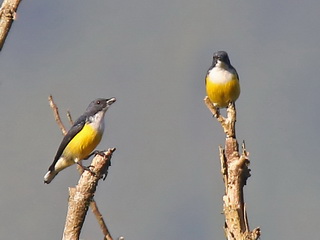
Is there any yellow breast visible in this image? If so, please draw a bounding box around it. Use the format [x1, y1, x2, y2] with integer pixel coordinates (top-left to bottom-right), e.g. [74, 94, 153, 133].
[206, 73, 240, 108]
[63, 123, 103, 161]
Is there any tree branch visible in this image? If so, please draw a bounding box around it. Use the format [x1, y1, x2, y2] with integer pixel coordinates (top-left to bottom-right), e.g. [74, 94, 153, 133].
[48, 95, 68, 135]
[90, 201, 113, 240]
[204, 97, 236, 138]
[0, 0, 21, 51]
[62, 148, 116, 240]
[204, 96, 261, 240]
[67, 110, 74, 125]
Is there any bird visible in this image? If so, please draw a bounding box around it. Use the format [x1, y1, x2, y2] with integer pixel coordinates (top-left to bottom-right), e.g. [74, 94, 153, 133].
[205, 51, 240, 108]
[44, 97, 116, 184]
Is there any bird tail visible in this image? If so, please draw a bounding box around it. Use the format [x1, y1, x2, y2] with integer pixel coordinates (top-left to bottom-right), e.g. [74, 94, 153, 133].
[44, 170, 58, 184]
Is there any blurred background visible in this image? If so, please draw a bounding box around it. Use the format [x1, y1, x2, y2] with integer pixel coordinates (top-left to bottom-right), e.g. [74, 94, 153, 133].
[0, 0, 319, 239]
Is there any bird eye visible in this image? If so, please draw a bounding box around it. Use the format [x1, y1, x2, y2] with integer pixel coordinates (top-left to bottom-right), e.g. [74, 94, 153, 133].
[97, 100, 101, 104]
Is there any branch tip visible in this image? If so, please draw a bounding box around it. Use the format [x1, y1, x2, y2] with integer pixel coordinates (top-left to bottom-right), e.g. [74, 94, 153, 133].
[67, 110, 74, 125]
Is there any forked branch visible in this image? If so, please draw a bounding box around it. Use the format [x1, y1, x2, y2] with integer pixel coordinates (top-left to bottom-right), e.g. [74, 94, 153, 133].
[204, 96, 261, 240]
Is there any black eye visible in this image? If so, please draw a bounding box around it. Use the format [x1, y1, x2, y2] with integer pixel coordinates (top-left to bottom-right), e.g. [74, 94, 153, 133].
[97, 100, 101, 104]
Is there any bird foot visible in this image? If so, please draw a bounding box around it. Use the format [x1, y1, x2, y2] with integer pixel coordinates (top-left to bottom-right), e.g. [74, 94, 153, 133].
[77, 162, 96, 176]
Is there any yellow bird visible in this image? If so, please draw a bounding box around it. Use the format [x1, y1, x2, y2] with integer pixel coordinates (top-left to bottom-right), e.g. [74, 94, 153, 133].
[44, 98, 116, 184]
[205, 51, 240, 108]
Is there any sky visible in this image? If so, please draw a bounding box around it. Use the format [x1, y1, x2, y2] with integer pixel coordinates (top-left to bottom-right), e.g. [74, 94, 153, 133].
[0, 0, 319, 239]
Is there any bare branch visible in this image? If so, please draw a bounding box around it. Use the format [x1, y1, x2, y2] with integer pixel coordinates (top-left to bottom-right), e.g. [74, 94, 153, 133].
[90, 202, 113, 240]
[67, 110, 74, 125]
[48, 95, 67, 135]
[62, 148, 116, 240]
[0, 0, 21, 51]
[204, 97, 236, 138]
[205, 96, 261, 240]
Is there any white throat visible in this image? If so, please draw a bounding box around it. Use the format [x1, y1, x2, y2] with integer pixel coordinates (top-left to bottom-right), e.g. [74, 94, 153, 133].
[88, 111, 106, 133]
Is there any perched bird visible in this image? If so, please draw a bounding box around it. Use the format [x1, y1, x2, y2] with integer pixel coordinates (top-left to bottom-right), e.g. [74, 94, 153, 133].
[205, 51, 240, 108]
[44, 98, 116, 184]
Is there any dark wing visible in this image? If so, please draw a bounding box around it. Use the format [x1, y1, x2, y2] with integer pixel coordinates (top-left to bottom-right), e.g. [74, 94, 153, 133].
[230, 65, 239, 81]
[205, 68, 209, 85]
[48, 115, 87, 171]
[205, 64, 214, 85]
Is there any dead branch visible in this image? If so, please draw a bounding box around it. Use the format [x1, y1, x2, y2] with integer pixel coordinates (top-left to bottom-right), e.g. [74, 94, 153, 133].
[67, 110, 74, 125]
[48, 95, 67, 135]
[90, 201, 113, 240]
[204, 97, 236, 138]
[0, 0, 21, 51]
[204, 96, 261, 240]
[62, 148, 116, 240]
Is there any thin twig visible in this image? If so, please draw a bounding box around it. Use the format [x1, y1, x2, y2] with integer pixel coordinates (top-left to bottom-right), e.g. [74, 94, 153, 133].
[48, 95, 67, 135]
[67, 110, 74, 125]
[204, 96, 226, 125]
[90, 202, 113, 240]
[204, 97, 235, 137]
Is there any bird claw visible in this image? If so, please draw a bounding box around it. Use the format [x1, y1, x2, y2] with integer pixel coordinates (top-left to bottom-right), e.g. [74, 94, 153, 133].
[77, 162, 96, 176]
[213, 108, 220, 118]
[83, 150, 106, 160]
[96, 151, 108, 158]
[82, 150, 111, 180]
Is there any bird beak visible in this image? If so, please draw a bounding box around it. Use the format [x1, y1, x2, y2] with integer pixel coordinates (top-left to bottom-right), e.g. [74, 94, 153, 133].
[107, 97, 116, 105]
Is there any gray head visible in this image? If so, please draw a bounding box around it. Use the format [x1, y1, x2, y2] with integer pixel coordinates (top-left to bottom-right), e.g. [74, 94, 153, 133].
[85, 97, 116, 115]
[212, 51, 231, 67]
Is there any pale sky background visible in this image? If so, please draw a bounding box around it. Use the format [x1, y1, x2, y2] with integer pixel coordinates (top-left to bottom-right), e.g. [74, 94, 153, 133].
[0, 0, 319, 239]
